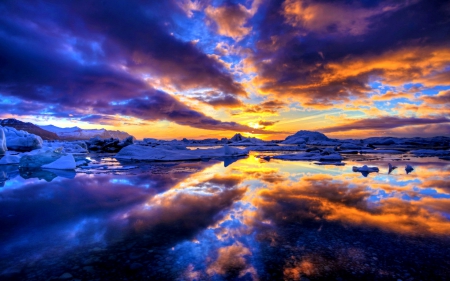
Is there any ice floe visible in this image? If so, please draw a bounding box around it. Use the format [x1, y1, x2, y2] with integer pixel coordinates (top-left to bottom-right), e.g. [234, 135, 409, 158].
[115, 144, 248, 161]
[41, 154, 76, 170]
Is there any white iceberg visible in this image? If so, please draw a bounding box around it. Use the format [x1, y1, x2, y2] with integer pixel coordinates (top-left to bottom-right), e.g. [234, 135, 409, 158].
[0, 127, 7, 155]
[19, 148, 64, 168]
[42, 154, 76, 170]
[115, 144, 248, 161]
[2, 126, 43, 151]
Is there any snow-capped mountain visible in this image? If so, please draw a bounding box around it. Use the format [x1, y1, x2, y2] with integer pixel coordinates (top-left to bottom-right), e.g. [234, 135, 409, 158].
[0, 119, 59, 140]
[40, 125, 133, 140]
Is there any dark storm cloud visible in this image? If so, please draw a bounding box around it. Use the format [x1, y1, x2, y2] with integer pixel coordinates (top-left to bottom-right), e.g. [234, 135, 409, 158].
[320, 116, 450, 133]
[251, 0, 450, 108]
[0, 0, 250, 131]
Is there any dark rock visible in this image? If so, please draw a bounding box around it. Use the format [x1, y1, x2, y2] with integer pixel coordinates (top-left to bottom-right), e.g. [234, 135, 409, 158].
[86, 136, 134, 153]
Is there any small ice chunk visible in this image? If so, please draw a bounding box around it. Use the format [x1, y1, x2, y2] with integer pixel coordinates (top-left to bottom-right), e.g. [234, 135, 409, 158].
[405, 164, 414, 174]
[42, 154, 76, 170]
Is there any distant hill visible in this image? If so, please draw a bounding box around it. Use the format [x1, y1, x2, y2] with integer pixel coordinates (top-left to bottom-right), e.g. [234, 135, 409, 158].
[40, 124, 133, 140]
[0, 118, 59, 140]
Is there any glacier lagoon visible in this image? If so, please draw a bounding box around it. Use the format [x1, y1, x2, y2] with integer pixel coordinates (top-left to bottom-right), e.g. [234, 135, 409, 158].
[1, 152, 449, 280]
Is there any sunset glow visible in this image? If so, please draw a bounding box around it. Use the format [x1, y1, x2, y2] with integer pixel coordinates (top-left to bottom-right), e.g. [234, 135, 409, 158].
[1, 0, 448, 139]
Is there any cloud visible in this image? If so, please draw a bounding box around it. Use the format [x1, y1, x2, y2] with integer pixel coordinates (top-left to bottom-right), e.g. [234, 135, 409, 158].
[100, 90, 273, 133]
[0, 0, 250, 129]
[320, 116, 450, 134]
[205, 0, 260, 41]
[241, 99, 288, 114]
[258, 120, 278, 127]
[250, 0, 450, 109]
[282, 0, 414, 36]
[193, 92, 244, 108]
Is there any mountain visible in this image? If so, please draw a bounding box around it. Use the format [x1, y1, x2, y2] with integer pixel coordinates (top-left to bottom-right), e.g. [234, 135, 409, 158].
[40, 124, 133, 140]
[0, 119, 59, 140]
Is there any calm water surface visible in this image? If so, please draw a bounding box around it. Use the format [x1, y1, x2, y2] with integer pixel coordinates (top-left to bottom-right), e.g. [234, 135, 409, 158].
[1, 153, 449, 280]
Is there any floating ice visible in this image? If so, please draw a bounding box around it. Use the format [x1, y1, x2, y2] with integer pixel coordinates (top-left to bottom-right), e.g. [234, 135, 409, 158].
[19, 148, 64, 168]
[2, 126, 43, 152]
[42, 154, 76, 170]
[115, 144, 248, 161]
[0, 127, 7, 155]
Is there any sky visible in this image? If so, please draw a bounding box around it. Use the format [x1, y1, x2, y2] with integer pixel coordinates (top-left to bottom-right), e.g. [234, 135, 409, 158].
[0, 0, 449, 140]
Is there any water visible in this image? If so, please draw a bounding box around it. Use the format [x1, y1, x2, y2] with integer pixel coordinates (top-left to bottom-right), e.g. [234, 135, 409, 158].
[1, 153, 449, 280]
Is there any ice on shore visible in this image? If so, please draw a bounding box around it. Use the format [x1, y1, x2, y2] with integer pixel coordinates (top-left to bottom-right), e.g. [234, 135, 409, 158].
[2, 126, 43, 152]
[115, 144, 248, 161]
[42, 154, 76, 170]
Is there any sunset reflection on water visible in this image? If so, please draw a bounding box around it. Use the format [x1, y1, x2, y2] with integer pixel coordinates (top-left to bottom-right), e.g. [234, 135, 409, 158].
[1, 154, 449, 280]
